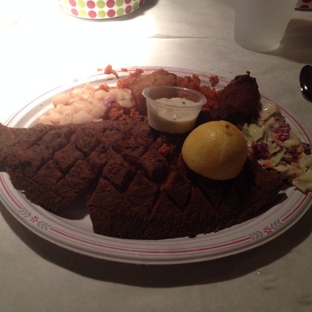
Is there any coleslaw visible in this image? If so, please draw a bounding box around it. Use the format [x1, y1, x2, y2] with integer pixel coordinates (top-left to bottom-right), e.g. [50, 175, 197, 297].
[242, 100, 312, 192]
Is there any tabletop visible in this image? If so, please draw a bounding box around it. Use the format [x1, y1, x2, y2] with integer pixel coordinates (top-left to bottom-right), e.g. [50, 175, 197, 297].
[1, 1, 312, 311]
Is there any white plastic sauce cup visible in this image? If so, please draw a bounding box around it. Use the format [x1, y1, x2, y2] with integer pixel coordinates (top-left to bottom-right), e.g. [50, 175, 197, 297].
[142, 86, 207, 134]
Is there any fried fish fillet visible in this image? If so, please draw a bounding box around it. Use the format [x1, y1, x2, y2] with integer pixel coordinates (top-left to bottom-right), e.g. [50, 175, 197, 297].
[0, 119, 153, 210]
[0, 118, 283, 239]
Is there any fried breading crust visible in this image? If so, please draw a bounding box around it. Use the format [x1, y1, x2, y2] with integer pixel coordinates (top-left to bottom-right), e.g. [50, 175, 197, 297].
[0, 118, 284, 239]
[197, 72, 261, 125]
[129, 69, 177, 115]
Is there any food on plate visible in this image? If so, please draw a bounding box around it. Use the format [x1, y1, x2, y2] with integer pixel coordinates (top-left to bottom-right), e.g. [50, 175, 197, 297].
[38, 68, 222, 126]
[0, 118, 283, 239]
[129, 69, 257, 123]
[293, 169, 312, 193]
[129, 69, 177, 115]
[146, 96, 201, 134]
[176, 74, 220, 109]
[0, 67, 311, 240]
[242, 100, 312, 192]
[142, 85, 207, 134]
[182, 121, 247, 180]
[197, 72, 261, 125]
[40, 83, 134, 125]
[103, 64, 120, 79]
[0, 119, 150, 211]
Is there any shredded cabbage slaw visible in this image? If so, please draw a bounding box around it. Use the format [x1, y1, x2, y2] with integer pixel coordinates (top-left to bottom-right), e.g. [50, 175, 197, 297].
[242, 100, 312, 193]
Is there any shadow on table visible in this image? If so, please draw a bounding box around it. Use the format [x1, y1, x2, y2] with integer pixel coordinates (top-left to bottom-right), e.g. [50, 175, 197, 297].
[2, 199, 312, 288]
[268, 18, 312, 64]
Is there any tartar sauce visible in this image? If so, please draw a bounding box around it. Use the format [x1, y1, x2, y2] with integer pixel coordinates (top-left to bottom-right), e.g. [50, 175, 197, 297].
[147, 97, 199, 134]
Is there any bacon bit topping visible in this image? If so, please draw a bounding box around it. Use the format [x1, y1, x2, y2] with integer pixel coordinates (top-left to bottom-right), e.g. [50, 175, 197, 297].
[117, 68, 144, 89]
[209, 75, 219, 87]
[129, 107, 141, 118]
[262, 161, 274, 168]
[158, 143, 170, 156]
[104, 64, 119, 79]
[108, 103, 141, 121]
[176, 74, 219, 110]
[98, 83, 111, 92]
[108, 103, 124, 120]
[128, 68, 144, 79]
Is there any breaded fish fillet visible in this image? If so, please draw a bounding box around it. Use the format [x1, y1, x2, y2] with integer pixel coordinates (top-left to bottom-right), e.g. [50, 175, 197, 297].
[0, 118, 284, 239]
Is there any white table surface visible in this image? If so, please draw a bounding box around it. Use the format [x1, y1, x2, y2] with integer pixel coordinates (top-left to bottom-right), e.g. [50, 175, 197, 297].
[1, 1, 312, 311]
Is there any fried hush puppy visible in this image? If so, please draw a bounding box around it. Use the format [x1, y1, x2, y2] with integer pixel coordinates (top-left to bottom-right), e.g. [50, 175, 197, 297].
[197, 72, 261, 125]
[129, 69, 177, 115]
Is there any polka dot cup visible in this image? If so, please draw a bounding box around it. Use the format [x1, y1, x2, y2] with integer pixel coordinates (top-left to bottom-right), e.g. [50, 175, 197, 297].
[57, 0, 145, 19]
[296, 0, 312, 9]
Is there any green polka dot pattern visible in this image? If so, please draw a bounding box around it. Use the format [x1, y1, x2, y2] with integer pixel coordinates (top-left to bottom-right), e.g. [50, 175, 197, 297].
[117, 8, 124, 16]
[97, 1, 105, 8]
[57, 0, 145, 19]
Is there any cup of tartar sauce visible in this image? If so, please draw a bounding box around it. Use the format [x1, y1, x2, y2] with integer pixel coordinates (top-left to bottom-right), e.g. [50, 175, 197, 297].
[142, 85, 207, 134]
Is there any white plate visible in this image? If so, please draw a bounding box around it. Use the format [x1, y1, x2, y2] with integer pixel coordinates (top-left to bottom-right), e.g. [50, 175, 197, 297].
[1, 67, 312, 265]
